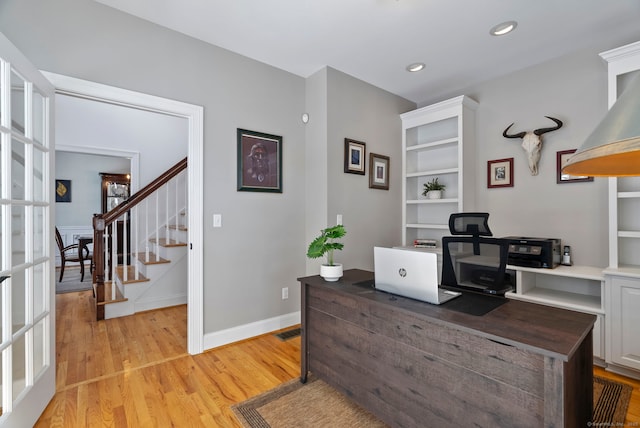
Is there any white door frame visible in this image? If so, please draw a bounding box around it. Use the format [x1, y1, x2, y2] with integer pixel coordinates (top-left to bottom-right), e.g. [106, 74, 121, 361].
[43, 72, 204, 354]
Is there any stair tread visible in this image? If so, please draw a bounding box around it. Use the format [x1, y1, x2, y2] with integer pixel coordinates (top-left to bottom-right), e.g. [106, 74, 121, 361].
[168, 224, 188, 231]
[116, 266, 150, 284]
[136, 252, 170, 265]
[96, 281, 128, 305]
[149, 238, 188, 247]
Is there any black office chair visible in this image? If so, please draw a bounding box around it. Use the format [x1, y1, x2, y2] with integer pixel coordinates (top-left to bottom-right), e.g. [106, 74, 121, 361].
[55, 227, 92, 282]
[441, 213, 512, 295]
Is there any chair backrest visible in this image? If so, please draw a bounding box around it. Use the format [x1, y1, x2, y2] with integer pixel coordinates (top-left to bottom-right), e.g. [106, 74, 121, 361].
[54, 227, 64, 252]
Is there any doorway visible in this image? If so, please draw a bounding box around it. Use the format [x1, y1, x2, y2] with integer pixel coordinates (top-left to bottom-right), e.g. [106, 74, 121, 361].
[45, 71, 204, 354]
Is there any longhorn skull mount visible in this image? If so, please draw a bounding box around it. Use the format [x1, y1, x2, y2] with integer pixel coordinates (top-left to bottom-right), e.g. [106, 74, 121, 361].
[503, 116, 563, 176]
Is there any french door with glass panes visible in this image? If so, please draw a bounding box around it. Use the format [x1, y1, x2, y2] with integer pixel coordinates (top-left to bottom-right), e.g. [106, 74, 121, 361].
[0, 33, 55, 426]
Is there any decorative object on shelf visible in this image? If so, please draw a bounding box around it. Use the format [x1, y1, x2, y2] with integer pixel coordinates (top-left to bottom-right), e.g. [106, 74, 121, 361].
[487, 158, 514, 188]
[561, 245, 573, 266]
[502, 116, 563, 175]
[557, 149, 594, 183]
[237, 128, 283, 193]
[307, 224, 346, 281]
[422, 177, 446, 199]
[55, 179, 71, 202]
[344, 138, 366, 175]
[369, 153, 390, 190]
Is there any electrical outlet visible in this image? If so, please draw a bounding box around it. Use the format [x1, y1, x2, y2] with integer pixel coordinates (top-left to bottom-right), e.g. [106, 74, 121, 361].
[337, 214, 343, 225]
[282, 287, 289, 300]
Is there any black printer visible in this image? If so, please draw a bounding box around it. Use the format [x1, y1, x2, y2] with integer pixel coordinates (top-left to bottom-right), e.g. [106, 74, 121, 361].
[504, 236, 561, 269]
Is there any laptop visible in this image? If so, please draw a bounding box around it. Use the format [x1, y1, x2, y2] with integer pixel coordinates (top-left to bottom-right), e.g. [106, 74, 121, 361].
[374, 246, 461, 305]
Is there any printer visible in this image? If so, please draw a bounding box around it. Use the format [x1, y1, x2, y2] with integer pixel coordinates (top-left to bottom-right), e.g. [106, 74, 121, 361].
[504, 236, 561, 269]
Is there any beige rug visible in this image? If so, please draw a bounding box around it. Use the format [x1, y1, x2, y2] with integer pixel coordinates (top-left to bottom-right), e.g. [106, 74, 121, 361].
[232, 375, 632, 428]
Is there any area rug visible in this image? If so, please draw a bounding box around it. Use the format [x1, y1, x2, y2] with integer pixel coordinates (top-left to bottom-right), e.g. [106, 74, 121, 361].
[232, 375, 632, 428]
[593, 376, 633, 425]
[55, 268, 93, 294]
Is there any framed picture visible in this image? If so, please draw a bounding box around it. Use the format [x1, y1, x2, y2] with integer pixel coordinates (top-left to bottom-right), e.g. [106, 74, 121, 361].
[369, 153, 390, 190]
[344, 138, 366, 175]
[55, 179, 72, 202]
[237, 128, 282, 193]
[557, 149, 594, 183]
[487, 158, 514, 188]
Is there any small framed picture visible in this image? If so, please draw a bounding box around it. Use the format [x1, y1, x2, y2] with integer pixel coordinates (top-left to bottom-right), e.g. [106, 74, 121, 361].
[344, 138, 366, 175]
[237, 128, 283, 193]
[55, 179, 72, 202]
[557, 149, 594, 184]
[369, 153, 390, 190]
[487, 158, 514, 188]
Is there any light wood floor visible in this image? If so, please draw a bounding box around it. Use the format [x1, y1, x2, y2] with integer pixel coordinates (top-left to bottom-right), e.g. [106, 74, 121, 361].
[39, 289, 640, 427]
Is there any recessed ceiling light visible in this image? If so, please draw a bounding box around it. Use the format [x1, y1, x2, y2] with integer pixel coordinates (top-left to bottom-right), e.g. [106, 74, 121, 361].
[406, 63, 425, 72]
[490, 21, 518, 36]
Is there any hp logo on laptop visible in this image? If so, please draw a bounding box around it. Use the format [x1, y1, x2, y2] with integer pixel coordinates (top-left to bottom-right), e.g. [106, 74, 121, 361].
[398, 268, 407, 278]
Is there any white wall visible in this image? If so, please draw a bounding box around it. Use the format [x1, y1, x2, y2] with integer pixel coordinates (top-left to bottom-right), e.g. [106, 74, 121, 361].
[56, 94, 187, 188]
[466, 49, 610, 267]
[325, 68, 415, 270]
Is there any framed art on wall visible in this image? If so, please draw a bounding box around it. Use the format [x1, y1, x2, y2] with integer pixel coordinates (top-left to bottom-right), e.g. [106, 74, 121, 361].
[557, 149, 594, 184]
[487, 158, 514, 188]
[55, 179, 72, 202]
[369, 153, 390, 190]
[237, 128, 283, 193]
[344, 138, 366, 175]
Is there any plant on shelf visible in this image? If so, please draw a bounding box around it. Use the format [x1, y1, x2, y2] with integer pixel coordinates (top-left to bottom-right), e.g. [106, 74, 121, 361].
[307, 224, 346, 281]
[422, 177, 446, 199]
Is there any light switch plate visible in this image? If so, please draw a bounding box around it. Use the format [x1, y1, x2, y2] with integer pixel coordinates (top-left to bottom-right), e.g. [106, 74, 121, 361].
[213, 214, 222, 228]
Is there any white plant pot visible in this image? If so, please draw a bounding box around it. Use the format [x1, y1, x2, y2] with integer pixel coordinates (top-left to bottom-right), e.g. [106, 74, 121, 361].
[427, 190, 442, 199]
[320, 264, 343, 282]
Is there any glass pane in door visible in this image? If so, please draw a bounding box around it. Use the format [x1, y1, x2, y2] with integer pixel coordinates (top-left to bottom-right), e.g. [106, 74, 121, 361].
[33, 147, 45, 202]
[34, 318, 46, 380]
[10, 69, 25, 135]
[33, 262, 44, 317]
[34, 206, 45, 260]
[11, 137, 25, 201]
[11, 205, 25, 266]
[12, 268, 26, 334]
[12, 333, 26, 401]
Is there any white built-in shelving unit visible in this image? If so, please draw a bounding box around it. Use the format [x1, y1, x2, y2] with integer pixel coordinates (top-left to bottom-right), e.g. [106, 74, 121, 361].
[505, 264, 605, 360]
[400, 95, 478, 248]
[600, 40, 640, 377]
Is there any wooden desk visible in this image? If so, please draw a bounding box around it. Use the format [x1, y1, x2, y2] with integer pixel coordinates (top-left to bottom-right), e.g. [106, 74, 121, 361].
[299, 269, 595, 428]
[77, 236, 92, 282]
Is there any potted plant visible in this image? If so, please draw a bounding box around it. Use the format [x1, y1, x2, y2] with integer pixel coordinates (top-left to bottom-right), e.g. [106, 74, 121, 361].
[422, 177, 446, 199]
[307, 224, 346, 281]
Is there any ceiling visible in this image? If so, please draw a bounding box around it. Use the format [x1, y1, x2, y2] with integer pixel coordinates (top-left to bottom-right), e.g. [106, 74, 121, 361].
[95, 0, 640, 104]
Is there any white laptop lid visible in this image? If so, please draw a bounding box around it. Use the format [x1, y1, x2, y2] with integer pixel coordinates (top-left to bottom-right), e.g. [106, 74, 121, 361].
[374, 247, 441, 304]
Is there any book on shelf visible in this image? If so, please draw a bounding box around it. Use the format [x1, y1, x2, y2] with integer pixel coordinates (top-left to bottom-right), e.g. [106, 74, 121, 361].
[414, 239, 437, 248]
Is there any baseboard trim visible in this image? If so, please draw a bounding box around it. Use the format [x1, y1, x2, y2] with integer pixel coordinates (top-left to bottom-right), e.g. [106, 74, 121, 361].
[204, 311, 301, 350]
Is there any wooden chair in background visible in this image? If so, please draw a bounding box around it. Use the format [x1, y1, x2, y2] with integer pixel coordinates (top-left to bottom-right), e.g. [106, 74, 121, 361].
[55, 227, 92, 282]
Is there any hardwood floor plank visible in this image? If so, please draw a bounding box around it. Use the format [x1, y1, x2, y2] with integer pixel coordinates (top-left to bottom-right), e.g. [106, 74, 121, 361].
[39, 290, 640, 426]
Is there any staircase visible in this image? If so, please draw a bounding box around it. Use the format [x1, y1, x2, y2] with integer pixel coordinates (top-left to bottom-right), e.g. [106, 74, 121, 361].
[100, 215, 188, 319]
[93, 158, 188, 321]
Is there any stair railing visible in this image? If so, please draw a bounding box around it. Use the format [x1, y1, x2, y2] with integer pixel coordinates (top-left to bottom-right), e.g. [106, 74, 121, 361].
[93, 157, 187, 320]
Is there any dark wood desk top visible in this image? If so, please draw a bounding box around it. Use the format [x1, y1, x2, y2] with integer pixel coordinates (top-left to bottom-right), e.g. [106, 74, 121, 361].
[299, 269, 596, 362]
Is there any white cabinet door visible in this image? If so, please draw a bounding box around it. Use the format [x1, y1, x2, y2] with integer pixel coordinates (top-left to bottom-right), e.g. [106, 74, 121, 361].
[608, 276, 640, 370]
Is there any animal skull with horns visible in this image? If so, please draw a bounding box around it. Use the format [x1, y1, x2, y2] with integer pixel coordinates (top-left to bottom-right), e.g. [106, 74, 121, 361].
[503, 116, 563, 176]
